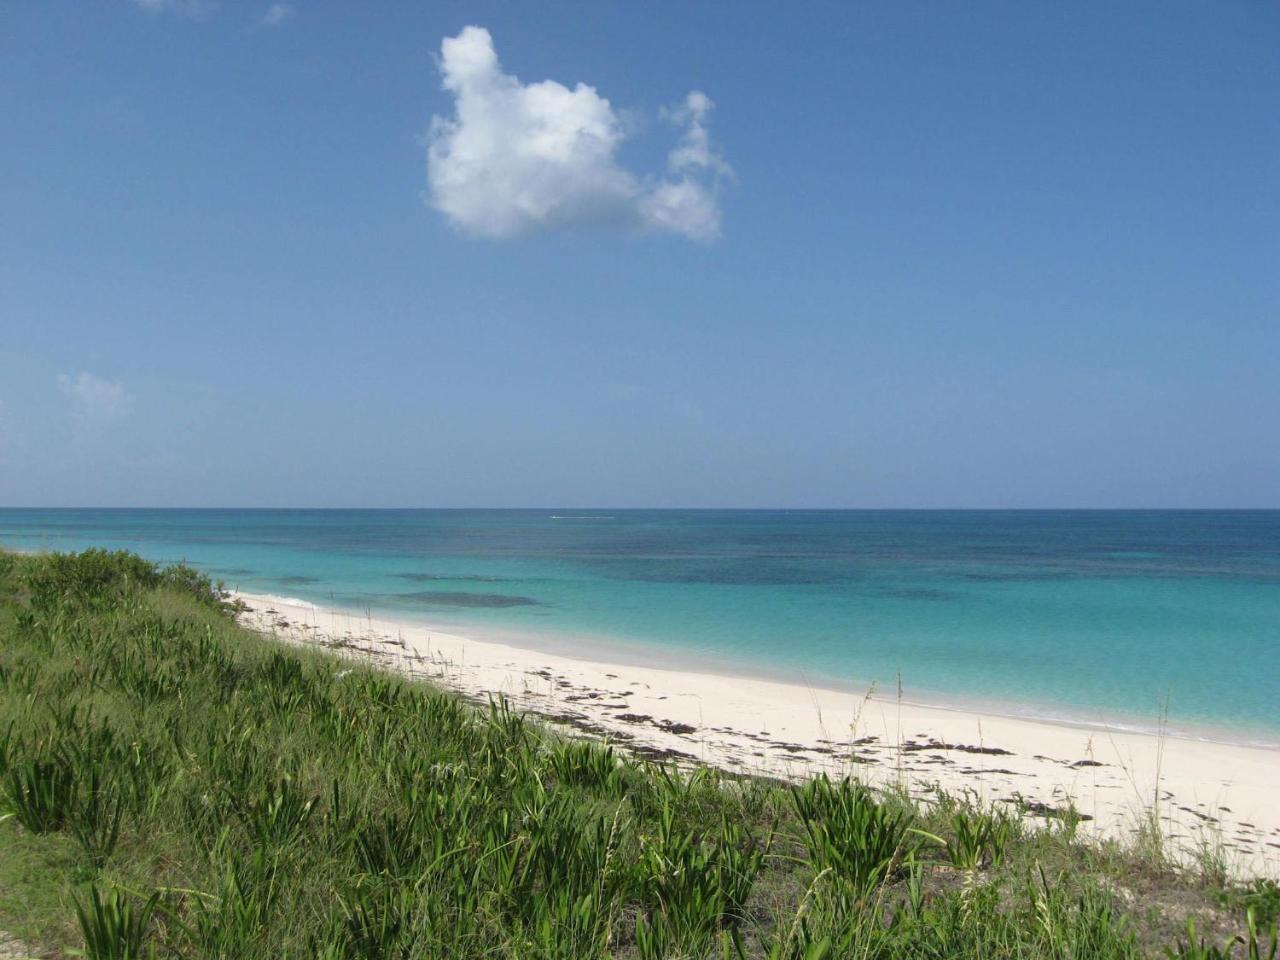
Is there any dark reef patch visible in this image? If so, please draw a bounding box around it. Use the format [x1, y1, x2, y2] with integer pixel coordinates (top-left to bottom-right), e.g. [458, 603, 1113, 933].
[395, 572, 509, 583]
[596, 559, 849, 586]
[397, 590, 539, 608]
[959, 570, 1069, 583]
[276, 575, 321, 585]
[876, 586, 956, 601]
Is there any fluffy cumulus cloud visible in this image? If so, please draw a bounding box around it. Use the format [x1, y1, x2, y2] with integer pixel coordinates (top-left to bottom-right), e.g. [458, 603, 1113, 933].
[57, 373, 133, 423]
[426, 27, 730, 241]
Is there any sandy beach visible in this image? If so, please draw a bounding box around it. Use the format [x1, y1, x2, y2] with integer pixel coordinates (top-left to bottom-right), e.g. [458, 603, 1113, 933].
[235, 591, 1280, 879]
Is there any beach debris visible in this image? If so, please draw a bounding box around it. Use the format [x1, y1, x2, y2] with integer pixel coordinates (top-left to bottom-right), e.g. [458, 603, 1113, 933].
[655, 719, 698, 736]
[629, 744, 695, 762]
[1007, 798, 1094, 822]
[901, 739, 1012, 756]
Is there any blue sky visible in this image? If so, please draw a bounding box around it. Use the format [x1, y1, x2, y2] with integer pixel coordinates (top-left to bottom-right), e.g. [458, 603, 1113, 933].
[2, 1, 1277, 508]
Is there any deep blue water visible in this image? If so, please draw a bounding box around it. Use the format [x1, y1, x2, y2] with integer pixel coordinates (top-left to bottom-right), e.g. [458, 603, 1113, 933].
[1, 509, 1277, 742]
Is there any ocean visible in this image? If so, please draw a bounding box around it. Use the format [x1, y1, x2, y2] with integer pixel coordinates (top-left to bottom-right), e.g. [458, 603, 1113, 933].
[1, 509, 1276, 744]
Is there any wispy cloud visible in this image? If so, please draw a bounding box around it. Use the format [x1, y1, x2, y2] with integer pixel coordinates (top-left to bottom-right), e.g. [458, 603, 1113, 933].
[128, 0, 215, 16]
[664, 91, 732, 180]
[259, 3, 293, 27]
[426, 26, 730, 242]
[57, 372, 134, 423]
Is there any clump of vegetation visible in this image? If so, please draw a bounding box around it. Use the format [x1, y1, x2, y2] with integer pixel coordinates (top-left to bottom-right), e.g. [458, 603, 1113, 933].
[940, 801, 1015, 871]
[0, 548, 1273, 957]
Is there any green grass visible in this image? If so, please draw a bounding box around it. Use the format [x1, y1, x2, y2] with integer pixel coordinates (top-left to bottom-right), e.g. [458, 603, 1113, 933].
[0, 547, 1274, 958]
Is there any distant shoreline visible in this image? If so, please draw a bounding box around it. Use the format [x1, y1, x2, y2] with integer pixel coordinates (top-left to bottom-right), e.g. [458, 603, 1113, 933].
[236, 589, 1280, 878]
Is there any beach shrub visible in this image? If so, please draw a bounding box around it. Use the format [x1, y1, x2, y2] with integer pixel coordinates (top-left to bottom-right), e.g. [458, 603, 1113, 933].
[22, 548, 223, 613]
[791, 775, 919, 894]
[1165, 909, 1277, 960]
[7, 757, 78, 834]
[945, 806, 1014, 870]
[74, 885, 160, 960]
[1218, 880, 1280, 931]
[636, 804, 765, 956]
[544, 738, 629, 796]
[71, 767, 125, 868]
[24, 548, 158, 608]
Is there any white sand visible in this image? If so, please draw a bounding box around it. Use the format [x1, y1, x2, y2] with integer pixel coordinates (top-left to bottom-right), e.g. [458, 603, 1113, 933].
[235, 591, 1280, 879]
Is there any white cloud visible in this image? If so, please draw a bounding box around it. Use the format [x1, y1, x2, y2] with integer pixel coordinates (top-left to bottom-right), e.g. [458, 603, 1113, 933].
[259, 3, 293, 26]
[57, 373, 133, 423]
[637, 178, 723, 240]
[128, 0, 214, 17]
[665, 91, 732, 179]
[426, 26, 729, 241]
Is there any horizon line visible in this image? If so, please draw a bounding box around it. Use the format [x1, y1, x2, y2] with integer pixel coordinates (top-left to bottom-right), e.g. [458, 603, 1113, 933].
[2, 505, 1279, 513]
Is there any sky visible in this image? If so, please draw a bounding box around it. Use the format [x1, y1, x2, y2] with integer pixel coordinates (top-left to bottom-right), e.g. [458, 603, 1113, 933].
[1, 1, 1277, 508]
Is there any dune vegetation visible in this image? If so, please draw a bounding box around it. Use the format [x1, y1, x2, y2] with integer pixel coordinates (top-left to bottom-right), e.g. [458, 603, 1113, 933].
[0, 548, 1276, 958]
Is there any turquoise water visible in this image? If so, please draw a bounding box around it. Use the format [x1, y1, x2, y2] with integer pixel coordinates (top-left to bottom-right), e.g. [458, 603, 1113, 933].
[1, 509, 1277, 743]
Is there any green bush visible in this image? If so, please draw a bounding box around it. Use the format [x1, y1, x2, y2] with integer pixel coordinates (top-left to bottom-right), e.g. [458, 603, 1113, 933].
[21, 548, 224, 613]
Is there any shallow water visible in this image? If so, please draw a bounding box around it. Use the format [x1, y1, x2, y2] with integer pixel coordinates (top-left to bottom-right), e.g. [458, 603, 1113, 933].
[2, 509, 1277, 743]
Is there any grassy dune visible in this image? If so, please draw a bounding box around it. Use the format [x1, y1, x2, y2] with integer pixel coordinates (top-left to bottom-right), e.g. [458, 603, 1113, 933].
[0, 549, 1276, 958]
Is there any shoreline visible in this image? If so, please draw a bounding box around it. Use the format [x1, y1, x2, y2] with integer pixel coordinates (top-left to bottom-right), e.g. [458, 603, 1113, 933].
[247, 588, 1280, 753]
[235, 589, 1280, 879]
